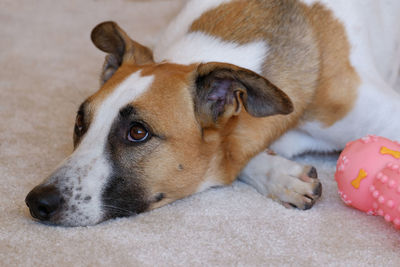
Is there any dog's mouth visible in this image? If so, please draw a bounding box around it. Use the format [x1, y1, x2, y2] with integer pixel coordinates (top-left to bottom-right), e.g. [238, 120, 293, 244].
[25, 170, 150, 226]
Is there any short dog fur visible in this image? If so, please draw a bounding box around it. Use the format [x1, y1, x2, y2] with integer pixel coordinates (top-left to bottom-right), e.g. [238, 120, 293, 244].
[26, 0, 400, 226]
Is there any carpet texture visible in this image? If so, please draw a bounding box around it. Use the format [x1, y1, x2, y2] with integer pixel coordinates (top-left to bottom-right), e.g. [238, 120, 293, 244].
[1, 0, 400, 266]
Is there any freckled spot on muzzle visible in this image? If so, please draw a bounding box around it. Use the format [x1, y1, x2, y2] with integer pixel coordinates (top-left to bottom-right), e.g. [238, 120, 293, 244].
[84, 196, 91, 203]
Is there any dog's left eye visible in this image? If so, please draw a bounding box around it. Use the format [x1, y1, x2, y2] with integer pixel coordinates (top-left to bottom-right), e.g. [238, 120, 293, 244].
[127, 124, 149, 142]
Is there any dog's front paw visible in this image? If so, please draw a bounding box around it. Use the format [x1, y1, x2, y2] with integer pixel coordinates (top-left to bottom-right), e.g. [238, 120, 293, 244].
[268, 165, 322, 210]
[240, 152, 322, 210]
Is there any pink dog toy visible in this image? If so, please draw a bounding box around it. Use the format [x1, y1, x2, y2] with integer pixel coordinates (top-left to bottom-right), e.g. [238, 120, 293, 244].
[335, 135, 400, 229]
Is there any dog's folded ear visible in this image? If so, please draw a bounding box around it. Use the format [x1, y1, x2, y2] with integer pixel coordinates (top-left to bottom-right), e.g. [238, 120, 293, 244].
[91, 21, 154, 85]
[193, 62, 293, 128]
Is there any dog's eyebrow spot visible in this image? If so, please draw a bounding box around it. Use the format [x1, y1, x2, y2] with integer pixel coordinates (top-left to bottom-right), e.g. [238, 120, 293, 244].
[154, 193, 165, 202]
[119, 104, 137, 118]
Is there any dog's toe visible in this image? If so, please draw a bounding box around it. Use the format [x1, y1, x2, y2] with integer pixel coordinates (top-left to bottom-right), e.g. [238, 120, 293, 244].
[274, 165, 322, 210]
[308, 166, 318, 179]
[240, 153, 322, 211]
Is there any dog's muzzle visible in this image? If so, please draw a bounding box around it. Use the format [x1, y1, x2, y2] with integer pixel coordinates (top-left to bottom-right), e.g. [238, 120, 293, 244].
[25, 185, 62, 222]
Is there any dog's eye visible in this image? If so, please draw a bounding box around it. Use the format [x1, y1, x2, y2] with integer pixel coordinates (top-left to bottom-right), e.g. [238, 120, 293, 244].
[75, 113, 84, 135]
[127, 124, 149, 142]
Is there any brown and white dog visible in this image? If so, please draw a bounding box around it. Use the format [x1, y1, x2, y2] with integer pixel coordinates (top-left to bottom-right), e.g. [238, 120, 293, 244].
[26, 0, 400, 226]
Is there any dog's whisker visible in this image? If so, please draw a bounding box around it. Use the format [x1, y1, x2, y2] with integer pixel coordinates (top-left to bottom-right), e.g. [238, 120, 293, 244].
[101, 198, 136, 203]
[101, 205, 136, 215]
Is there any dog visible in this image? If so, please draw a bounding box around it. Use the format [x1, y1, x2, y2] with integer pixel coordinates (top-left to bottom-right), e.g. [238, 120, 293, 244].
[25, 0, 400, 226]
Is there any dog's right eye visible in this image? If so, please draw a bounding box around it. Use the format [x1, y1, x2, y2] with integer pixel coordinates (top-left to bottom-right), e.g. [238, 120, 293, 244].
[74, 112, 84, 136]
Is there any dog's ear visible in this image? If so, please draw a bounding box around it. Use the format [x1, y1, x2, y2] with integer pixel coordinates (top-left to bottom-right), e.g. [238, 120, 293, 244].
[91, 21, 154, 85]
[193, 62, 293, 127]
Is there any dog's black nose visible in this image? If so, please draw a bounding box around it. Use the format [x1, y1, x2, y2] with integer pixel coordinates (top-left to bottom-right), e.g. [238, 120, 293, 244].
[25, 185, 61, 221]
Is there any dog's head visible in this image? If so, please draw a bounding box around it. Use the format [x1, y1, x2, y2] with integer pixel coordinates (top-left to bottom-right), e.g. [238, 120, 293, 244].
[25, 22, 293, 226]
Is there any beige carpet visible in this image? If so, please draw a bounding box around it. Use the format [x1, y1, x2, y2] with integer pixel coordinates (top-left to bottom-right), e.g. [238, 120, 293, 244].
[1, 0, 400, 266]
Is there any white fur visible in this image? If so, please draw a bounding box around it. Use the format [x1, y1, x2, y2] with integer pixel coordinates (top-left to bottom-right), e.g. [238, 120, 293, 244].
[270, 130, 337, 158]
[240, 152, 303, 195]
[153, 0, 268, 75]
[153, 0, 233, 57]
[301, 0, 400, 85]
[45, 72, 154, 225]
[156, 32, 268, 74]
[240, 151, 319, 208]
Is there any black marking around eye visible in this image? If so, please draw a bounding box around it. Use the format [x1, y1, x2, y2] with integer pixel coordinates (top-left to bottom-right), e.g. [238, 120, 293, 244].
[77, 100, 91, 119]
[119, 104, 137, 118]
[78, 101, 87, 114]
[73, 100, 90, 147]
[100, 102, 166, 221]
[154, 193, 165, 202]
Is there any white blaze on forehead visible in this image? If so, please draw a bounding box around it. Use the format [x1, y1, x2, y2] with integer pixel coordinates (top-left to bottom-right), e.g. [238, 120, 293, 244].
[48, 71, 154, 226]
[80, 71, 154, 152]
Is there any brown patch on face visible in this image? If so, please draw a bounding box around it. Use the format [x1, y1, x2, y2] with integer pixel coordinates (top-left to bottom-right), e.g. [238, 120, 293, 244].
[128, 63, 214, 207]
[301, 3, 359, 126]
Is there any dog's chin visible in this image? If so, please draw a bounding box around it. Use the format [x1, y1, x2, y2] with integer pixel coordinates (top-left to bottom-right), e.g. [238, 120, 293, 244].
[30, 209, 141, 227]
[29, 214, 103, 227]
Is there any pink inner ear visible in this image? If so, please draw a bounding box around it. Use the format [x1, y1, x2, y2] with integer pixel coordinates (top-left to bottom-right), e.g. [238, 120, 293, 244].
[207, 79, 234, 116]
[207, 79, 232, 101]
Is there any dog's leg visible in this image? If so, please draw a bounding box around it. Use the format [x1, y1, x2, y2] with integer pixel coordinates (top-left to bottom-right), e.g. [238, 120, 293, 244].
[270, 130, 338, 158]
[239, 150, 322, 210]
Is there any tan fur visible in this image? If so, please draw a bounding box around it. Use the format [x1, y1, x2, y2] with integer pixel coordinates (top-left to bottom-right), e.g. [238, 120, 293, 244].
[301, 3, 359, 126]
[134, 63, 220, 207]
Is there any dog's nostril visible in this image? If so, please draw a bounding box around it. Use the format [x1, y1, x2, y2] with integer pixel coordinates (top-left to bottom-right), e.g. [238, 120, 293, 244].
[25, 185, 61, 221]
